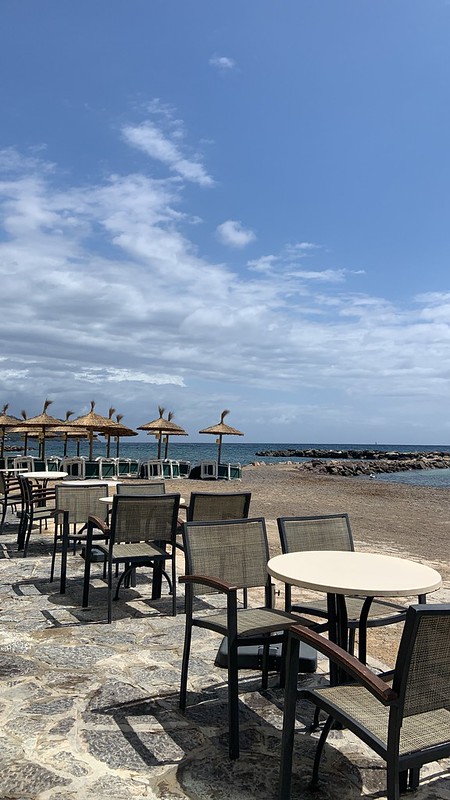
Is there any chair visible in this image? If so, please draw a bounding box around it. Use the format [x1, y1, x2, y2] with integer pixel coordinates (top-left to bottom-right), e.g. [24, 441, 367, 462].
[163, 459, 180, 479]
[178, 460, 191, 478]
[142, 460, 164, 479]
[279, 605, 450, 800]
[116, 458, 141, 478]
[82, 493, 180, 622]
[17, 475, 56, 554]
[61, 457, 86, 480]
[0, 472, 22, 534]
[13, 456, 35, 471]
[45, 456, 62, 472]
[218, 463, 242, 480]
[95, 457, 117, 479]
[50, 483, 110, 592]
[277, 514, 407, 661]
[116, 481, 166, 495]
[200, 460, 218, 479]
[179, 517, 315, 760]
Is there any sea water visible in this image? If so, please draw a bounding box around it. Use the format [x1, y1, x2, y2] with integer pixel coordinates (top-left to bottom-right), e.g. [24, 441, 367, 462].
[8, 437, 450, 488]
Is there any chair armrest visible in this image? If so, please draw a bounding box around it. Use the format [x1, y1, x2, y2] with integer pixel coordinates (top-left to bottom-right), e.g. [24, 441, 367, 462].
[87, 515, 109, 535]
[290, 624, 397, 704]
[179, 574, 239, 594]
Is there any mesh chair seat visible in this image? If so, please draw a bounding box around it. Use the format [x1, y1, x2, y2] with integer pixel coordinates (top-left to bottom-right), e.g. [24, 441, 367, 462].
[96, 540, 168, 561]
[195, 606, 311, 637]
[309, 684, 450, 754]
[296, 596, 406, 626]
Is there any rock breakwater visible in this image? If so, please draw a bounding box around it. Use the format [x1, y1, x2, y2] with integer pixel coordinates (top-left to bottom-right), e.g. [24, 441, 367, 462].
[254, 449, 450, 477]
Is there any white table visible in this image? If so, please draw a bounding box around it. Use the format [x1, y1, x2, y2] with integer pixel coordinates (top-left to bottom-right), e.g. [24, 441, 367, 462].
[26, 471, 68, 481]
[267, 551, 442, 672]
[63, 479, 119, 488]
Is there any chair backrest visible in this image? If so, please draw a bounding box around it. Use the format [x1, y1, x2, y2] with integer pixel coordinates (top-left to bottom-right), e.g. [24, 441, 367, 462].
[278, 513, 354, 554]
[95, 458, 117, 479]
[182, 517, 269, 595]
[110, 494, 180, 545]
[394, 604, 450, 723]
[45, 456, 62, 472]
[200, 460, 218, 479]
[61, 457, 86, 480]
[116, 458, 141, 477]
[187, 491, 251, 522]
[55, 483, 109, 525]
[143, 460, 164, 479]
[116, 481, 166, 495]
[13, 456, 35, 470]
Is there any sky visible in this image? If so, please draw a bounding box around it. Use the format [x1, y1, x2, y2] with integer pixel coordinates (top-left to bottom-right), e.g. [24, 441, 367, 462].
[1, 0, 450, 444]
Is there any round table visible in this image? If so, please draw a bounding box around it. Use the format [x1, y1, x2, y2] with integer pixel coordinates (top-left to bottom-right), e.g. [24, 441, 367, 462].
[25, 471, 68, 481]
[267, 551, 442, 672]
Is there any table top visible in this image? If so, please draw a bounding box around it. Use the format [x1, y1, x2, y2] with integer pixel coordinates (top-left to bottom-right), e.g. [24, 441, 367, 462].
[63, 479, 120, 487]
[0, 467, 28, 473]
[25, 471, 68, 480]
[267, 551, 442, 597]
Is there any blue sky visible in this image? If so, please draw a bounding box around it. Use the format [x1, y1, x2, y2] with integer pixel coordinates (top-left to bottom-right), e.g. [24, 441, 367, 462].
[1, 0, 450, 443]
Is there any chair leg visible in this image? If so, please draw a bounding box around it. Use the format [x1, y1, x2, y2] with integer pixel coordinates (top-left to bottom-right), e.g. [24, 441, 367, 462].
[278, 635, 300, 800]
[227, 632, 240, 759]
[107, 556, 113, 624]
[179, 614, 192, 711]
[310, 714, 333, 788]
[171, 554, 176, 617]
[0, 503, 6, 534]
[50, 532, 58, 582]
[387, 757, 400, 800]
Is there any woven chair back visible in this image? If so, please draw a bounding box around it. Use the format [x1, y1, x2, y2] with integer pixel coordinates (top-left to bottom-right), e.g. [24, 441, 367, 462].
[110, 494, 180, 545]
[397, 605, 450, 718]
[55, 483, 109, 525]
[183, 517, 269, 595]
[278, 513, 354, 553]
[187, 491, 251, 522]
[116, 482, 166, 495]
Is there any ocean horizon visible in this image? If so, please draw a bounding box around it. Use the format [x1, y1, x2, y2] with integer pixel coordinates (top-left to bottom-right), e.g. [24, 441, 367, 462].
[6, 437, 450, 489]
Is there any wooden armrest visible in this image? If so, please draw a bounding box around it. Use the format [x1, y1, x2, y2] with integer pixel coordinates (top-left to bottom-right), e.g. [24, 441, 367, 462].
[289, 624, 397, 704]
[179, 574, 239, 593]
[88, 515, 109, 534]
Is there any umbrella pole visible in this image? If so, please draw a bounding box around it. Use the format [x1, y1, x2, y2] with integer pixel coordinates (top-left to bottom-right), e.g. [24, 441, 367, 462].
[64, 435, 68, 457]
[89, 432, 94, 461]
[0, 429, 4, 458]
[41, 433, 46, 461]
[157, 435, 162, 459]
[106, 435, 110, 458]
[164, 435, 169, 459]
[24, 433, 28, 456]
[77, 440, 80, 457]
[217, 435, 223, 467]
[116, 437, 120, 458]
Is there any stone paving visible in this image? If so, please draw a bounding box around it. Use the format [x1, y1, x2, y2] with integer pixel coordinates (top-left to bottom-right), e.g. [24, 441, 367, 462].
[0, 511, 449, 799]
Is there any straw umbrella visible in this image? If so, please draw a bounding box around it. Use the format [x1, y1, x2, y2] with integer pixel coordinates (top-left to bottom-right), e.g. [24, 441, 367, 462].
[162, 411, 188, 459]
[0, 404, 21, 458]
[20, 399, 68, 460]
[112, 414, 137, 458]
[137, 406, 185, 459]
[199, 409, 244, 467]
[70, 401, 121, 460]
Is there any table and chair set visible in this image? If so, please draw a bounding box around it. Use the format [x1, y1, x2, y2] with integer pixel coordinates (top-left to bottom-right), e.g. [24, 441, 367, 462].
[0, 466, 449, 798]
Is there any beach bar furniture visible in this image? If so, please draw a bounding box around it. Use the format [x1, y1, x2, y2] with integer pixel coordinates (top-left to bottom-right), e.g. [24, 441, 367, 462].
[116, 481, 166, 495]
[277, 514, 408, 662]
[82, 493, 180, 622]
[278, 605, 450, 800]
[116, 458, 141, 478]
[0, 472, 22, 534]
[218, 462, 242, 480]
[95, 457, 117, 479]
[200, 460, 218, 479]
[142, 460, 164, 479]
[17, 474, 56, 555]
[61, 457, 86, 480]
[179, 516, 316, 760]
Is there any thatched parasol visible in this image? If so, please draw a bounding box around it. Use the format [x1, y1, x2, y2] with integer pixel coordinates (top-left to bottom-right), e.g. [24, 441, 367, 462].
[161, 411, 188, 459]
[138, 406, 186, 459]
[20, 399, 68, 460]
[70, 401, 121, 460]
[103, 411, 137, 457]
[0, 404, 21, 458]
[199, 409, 244, 467]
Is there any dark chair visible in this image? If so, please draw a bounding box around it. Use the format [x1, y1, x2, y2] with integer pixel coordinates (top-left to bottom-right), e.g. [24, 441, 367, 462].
[179, 517, 315, 760]
[277, 514, 407, 661]
[185, 491, 251, 522]
[116, 481, 166, 495]
[279, 605, 450, 800]
[0, 472, 22, 534]
[82, 493, 180, 622]
[50, 483, 110, 592]
[18, 475, 56, 555]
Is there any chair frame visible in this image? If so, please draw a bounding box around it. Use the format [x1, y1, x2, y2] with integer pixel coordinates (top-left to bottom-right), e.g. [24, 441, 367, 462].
[17, 475, 56, 555]
[82, 493, 180, 622]
[179, 516, 314, 760]
[279, 605, 450, 800]
[0, 472, 22, 534]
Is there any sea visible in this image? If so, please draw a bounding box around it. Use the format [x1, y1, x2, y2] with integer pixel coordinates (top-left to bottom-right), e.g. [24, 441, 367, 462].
[7, 437, 450, 489]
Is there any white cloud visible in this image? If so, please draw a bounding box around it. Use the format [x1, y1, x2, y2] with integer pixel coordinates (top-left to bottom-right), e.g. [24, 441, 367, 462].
[216, 219, 256, 248]
[122, 117, 213, 187]
[209, 55, 236, 71]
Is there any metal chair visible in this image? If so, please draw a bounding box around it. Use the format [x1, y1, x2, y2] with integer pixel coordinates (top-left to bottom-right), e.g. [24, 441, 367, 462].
[13, 456, 35, 470]
[279, 605, 450, 800]
[0, 472, 22, 534]
[61, 457, 86, 480]
[116, 481, 166, 495]
[82, 493, 180, 622]
[17, 475, 56, 554]
[185, 491, 251, 522]
[50, 482, 110, 592]
[179, 517, 314, 760]
[277, 514, 407, 662]
[95, 457, 117, 479]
